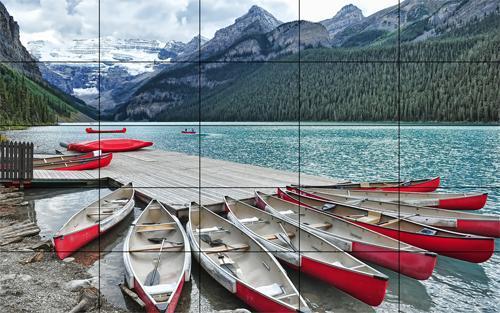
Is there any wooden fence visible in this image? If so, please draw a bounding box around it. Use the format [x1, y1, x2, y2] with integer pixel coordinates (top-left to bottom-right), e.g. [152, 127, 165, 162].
[0, 141, 34, 183]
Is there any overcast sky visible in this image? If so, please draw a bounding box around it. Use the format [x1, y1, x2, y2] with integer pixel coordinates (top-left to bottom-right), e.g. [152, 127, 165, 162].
[3, 0, 398, 45]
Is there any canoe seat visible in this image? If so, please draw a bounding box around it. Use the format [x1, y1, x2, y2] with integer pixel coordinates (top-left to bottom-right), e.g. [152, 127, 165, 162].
[136, 223, 176, 233]
[205, 243, 249, 254]
[104, 199, 129, 204]
[256, 283, 284, 297]
[356, 212, 381, 224]
[308, 222, 332, 230]
[87, 212, 114, 217]
[378, 219, 400, 227]
[129, 243, 183, 253]
[144, 283, 177, 295]
[262, 232, 295, 241]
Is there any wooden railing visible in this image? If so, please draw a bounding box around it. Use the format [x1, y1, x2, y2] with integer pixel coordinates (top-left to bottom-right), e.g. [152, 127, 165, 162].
[0, 141, 34, 183]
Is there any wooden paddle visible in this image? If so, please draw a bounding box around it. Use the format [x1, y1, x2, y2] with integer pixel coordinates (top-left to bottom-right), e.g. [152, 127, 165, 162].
[145, 239, 166, 286]
[276, 222, 297, 251]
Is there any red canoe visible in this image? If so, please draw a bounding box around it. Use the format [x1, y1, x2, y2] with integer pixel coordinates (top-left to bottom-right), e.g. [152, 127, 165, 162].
[225, 197, 388, 306]
[85, 127, 127, 133]
[299, 177, 440, 192]
[63, 138, 153, 153]
[278, 189, 494, 263]
[34, 152, 112, 171]
[296, 187, 488, 210]
[287, 187, 500, 238]
[255, 191, 437, 280]
[53, 184, 134, 259]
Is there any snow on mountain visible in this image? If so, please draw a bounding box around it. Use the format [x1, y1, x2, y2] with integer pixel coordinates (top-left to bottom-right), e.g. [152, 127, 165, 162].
[26, 37, 185, 109]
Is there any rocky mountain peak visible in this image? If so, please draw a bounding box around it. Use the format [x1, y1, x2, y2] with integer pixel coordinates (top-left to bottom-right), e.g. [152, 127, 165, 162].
[0, 2, 41, 78]
[320, 4, 365, 39]
[337, 4, 363, 17]
[200, 5, 281, 58]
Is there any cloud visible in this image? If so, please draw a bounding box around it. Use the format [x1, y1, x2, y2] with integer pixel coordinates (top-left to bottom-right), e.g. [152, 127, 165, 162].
[3, 0, 398, 46]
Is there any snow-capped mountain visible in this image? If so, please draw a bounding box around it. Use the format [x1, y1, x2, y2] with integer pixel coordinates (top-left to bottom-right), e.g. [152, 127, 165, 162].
[26, 37, 195, 110]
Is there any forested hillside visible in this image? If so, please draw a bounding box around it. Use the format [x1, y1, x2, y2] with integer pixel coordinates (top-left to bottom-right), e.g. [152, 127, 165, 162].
[0, 63, 91, 125]
[151, 14, 499, 122]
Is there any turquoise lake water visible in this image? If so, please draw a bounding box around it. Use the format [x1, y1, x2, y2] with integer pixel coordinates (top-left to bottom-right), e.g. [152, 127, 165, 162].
[6, 123, 500, 312]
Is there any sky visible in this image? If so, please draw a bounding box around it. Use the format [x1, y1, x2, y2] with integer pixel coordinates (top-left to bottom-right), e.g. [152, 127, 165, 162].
[3, 0, 398, 46]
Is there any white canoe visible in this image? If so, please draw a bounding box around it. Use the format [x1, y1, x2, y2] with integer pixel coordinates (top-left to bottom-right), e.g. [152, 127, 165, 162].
[224, 196, 388, 307]
[255, 191, 437, 280]
[187, 202, 309, 313]
[289, 187, 500, 238]
[297, 186, 487, 210]
[123, 199, 191, 313]
[53, 182, 135, 259]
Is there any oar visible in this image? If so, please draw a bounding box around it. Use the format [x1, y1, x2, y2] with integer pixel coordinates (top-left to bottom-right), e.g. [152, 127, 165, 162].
[276, 222, 297, 251]
[145, 238, 166, 286]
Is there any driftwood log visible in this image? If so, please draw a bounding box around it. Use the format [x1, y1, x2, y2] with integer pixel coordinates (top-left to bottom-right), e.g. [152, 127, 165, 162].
[0, 220, 40, 246]
[119, 282, 145, 308]
[69, 287, 99, 313]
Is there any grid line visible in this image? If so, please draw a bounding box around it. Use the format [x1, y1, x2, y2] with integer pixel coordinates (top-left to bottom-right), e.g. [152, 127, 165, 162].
[0, 1, 498, 312]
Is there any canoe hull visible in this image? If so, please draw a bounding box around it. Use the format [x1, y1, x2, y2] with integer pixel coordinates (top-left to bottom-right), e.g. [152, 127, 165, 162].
[300, 256, 387, 306]
[130, 276, 184, 313]
[235, 281, 298, 313]
[54, 191, 135, 260]
[454, 219, 500, 238]
[52, 153, 113, 171]
[85, 127, 126, 134]
[354, 222, 494, 263]
[351, 242, 436, 280]
[67, 139, 153, 153]
[437, 193, 488, 210]
[356, 177, 440, 192]
[53, 224, 100, 260]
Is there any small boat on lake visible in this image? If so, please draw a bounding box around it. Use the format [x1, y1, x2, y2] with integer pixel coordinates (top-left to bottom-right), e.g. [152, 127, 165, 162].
[255, 191, 437, 280]
[187, 203, 309, 312]
[123, 200, 191, 313]
[181, 128, 196, 134]
[85, 127, 127, 134]
[62, 138, 153, 153]
[296, 187, 488, 210]
[53, 183, 135, 259]
[279, 189, 495, 263]
[297, 177, 440, 192]
[287, 187, 500, 238]
[33, 151, 112, 171]
[225, 196, 388, 306]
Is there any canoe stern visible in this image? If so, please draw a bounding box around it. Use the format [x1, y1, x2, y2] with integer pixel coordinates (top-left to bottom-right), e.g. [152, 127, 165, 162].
[300, 256, 388, 306]
[53, 224, 100, 260]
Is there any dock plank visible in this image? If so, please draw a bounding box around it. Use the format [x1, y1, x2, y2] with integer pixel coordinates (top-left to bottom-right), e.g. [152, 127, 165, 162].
[32, 149, 342, 215]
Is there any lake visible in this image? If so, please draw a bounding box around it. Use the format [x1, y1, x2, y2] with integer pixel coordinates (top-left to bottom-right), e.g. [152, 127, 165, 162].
[6, 122, 500, 312]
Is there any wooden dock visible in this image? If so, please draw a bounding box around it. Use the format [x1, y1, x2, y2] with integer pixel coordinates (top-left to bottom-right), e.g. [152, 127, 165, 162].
[33, 149, 341, 216]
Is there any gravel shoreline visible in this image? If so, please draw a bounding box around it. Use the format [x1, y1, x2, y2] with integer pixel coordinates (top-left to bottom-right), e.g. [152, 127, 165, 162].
[0, 187, 128, 313]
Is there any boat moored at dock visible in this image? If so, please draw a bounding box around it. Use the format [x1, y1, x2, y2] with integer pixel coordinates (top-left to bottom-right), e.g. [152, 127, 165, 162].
[279, 189, 495, 263]
[295, 187, 488, 210]
[296, 177, 441, 192]
[123, 199, 191, 313]
[225, 196, 389, 306]
[62, 138, 153, 153]
[187, 203, 310, 312]
[34, 151, 113, 171]
[53, 183, 135, 259]
[254, 191, 437, 280]
[288, 187, 500, 238]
